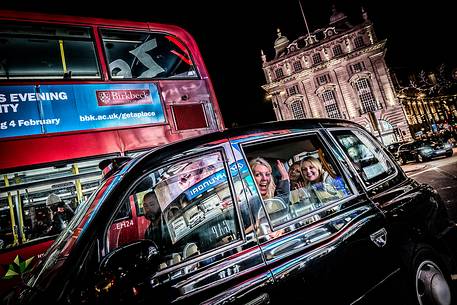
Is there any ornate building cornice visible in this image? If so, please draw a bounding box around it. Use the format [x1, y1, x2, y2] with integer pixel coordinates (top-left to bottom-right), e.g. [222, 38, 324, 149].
[262, 40, 386, 91]
[260, 7, 412, 145]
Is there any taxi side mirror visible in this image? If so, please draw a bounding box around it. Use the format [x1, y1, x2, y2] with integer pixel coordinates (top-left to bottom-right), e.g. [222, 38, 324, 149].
[95, 239, 160, 299]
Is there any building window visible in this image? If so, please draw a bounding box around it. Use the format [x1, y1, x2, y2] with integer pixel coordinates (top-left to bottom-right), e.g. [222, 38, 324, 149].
[354, 36, 365, 49]
[293, 61, 303, 72]
[355, 78, 377, 113]
[287, 84, 300, 96]
[322, 90, 342, 118]
[316, 74, 330, 86]
[379, 120, 394, 132]
[332, 45, 343, 57]
[350, 62, 365, 74]
[275, 68, 284, 79]
[312, 53, 322, 65]
[291, 99, 306, 119]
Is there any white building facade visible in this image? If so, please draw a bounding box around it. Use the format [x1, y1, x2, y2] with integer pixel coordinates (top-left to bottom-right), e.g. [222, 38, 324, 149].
[261, 7, 412, 145]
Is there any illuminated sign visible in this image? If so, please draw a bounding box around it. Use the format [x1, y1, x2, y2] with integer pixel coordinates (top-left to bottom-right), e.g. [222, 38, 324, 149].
[184, 160, 248, 200]
[0, 83, 164, 138]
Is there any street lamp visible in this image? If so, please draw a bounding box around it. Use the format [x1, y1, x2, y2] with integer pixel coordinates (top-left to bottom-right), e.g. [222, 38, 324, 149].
[417, 92, 432, 133]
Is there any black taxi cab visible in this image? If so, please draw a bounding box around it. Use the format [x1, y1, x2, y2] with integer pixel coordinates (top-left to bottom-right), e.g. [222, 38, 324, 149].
[4, 119, 457, 305]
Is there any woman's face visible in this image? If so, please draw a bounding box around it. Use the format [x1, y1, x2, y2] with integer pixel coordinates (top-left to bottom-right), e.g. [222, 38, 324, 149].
[252, 164, 272, 197]
[301, 161, 320, 182]
[288, 163, 301, 181]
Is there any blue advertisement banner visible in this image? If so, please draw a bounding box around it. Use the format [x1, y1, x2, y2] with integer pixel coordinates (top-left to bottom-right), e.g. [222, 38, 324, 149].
[184, 159, 249, 200]
[0, 83, 165, 138]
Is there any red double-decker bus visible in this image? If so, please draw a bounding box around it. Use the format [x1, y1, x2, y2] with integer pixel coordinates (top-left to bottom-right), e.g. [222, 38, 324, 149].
[0, 10, 224, 287]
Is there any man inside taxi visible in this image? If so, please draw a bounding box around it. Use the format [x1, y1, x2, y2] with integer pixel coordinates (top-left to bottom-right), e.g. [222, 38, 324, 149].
[143, 191, 171, 251]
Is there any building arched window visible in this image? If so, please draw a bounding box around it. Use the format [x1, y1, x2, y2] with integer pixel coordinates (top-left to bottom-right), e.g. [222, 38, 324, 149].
[355, 78, 377, 113]
[291, 99, 306, 119]
[379, 119, 393, 132]
[322, 90, 342, 118]
[378, 119, 398, 145]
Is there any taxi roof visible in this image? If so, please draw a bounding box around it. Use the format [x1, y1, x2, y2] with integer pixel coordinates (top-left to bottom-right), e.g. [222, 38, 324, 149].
[119, 118, 361, 174]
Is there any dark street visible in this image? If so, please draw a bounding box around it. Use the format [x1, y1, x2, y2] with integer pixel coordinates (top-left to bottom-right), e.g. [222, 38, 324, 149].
[402, 148, 457, 221]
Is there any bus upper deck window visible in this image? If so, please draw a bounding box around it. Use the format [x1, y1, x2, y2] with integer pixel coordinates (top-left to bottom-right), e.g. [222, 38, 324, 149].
[101, 29, 197, 80]
[0, 22, 100, 80]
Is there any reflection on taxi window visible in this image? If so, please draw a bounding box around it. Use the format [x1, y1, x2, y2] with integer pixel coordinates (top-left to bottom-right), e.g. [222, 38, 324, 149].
[107, 151, 241, 271]
[154, 153, 222, 208]
[331, 129, 395, 185]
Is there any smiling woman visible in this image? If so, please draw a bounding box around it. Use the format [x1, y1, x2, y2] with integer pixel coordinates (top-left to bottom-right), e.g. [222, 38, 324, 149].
[249, 157, 275, 199]
[0, 0, 456, 128]
[249, 157, 289, 200]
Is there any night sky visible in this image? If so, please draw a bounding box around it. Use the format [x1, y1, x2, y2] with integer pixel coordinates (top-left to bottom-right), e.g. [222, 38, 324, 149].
[1, 0, 455, 127]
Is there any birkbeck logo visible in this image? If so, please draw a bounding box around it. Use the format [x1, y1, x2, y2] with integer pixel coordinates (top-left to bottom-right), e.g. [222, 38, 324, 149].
[96, 89, 152, 106]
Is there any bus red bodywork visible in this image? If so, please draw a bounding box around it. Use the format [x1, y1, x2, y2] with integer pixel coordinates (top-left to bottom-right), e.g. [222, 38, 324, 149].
[0, 10, 224, 289]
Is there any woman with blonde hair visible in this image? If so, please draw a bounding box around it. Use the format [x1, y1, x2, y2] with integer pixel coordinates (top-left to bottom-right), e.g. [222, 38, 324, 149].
[249, 157, 290, 238]
[249, 157, 289, 200]
[299, 156, 349, 202]
[300, 156, 328, 186]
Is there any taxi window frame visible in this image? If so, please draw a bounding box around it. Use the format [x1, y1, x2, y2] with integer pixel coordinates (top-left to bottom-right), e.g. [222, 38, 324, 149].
[327, 127, 399, 191]
[101, 146, 245, 271]
[238, 130, 359, 233]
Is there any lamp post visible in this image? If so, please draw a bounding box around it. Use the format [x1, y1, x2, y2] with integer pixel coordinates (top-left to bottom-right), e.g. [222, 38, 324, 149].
[417, 92, 433, 133]
[368, 111, 384, 145]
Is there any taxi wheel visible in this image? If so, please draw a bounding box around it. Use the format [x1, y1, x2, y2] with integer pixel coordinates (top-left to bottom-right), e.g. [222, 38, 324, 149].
[411, 247, 452, 305]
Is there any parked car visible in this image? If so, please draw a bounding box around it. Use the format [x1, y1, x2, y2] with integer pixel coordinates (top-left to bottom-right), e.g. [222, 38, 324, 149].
[397, 139, 454, 164]
[3, 119, 457, 305]
[387, 141, 406, 156]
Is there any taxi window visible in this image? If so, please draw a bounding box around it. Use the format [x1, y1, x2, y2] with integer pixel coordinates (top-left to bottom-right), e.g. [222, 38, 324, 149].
[331, 129, 396, 186]
[106, 151, 241, 270]
[241, 133, 353, 235]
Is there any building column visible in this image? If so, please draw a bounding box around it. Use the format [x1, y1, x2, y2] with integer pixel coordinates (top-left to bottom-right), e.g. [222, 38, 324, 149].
[272, 92, 283, 121]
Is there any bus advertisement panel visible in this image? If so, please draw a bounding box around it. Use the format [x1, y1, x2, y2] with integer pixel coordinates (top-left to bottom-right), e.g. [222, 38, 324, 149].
[0, 83, 165, 137]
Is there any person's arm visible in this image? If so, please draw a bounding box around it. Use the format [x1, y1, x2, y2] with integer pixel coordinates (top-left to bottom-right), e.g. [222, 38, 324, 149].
[275, 160, 290, 200]
[328, 176, 350, 197]
[275, 179, 290, 198]
[276, 160, 289, 181]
